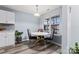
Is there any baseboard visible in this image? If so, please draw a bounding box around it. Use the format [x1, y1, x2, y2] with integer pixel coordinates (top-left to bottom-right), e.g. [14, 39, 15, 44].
[0, 44, 15, 50]
[22, 40, 29, 42]
[51, 41, 61, 46]
[22, 39, 29, 41]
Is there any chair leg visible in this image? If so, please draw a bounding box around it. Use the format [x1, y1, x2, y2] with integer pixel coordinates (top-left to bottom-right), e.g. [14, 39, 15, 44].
[28, 39, 36, 48]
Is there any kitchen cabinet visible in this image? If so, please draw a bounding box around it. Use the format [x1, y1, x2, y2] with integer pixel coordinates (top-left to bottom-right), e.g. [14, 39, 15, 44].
[0, 10, 15, 24]
[0, 10, 15, 48]
[6, 32, 15, 46]
[0, 33, 5, 47]
[0, 32, 15, 47]
[0, 10, 6, 23]
[6, 11, 15, 24]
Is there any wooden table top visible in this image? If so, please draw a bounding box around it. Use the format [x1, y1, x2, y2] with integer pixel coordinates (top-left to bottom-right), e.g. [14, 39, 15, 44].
[31, 32, 51, 36]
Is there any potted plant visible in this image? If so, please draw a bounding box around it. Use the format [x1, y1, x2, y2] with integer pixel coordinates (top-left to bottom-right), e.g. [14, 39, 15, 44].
[15, 30, 23, 44]
[69, 42, 79, 54]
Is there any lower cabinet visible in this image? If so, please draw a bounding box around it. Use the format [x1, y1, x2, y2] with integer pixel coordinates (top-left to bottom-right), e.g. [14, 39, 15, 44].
[0, 33, 6, 47]
[0, 32, 15, 48]
[6, 32, 15, 46]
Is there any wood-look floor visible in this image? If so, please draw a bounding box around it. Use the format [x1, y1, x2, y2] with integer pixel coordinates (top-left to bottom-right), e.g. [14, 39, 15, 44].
[0, 41, 61, 54]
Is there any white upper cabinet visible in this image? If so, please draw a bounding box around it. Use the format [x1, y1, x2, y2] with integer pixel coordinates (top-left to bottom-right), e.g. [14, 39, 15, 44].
[0, 10, 6, 23]
[0, 10, 15, 24]
[6, 11, 15, 24]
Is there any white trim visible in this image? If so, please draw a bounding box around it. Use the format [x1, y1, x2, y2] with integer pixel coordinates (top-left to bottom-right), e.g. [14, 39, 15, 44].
[51, 41, 61, 46]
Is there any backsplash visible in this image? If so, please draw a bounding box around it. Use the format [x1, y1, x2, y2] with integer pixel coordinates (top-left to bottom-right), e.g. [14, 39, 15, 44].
[0, 24, 14, 32]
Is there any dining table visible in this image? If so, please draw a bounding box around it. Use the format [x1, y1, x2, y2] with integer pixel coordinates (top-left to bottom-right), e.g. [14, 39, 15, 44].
[31, 32, 50, 36]
[31, 32, 51, 47]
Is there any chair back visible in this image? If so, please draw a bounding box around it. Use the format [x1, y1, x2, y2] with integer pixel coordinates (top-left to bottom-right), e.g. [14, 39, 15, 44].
[27, 29, 31, 38]
[38, 29, 43, 32]
[50, 29, 54, 39]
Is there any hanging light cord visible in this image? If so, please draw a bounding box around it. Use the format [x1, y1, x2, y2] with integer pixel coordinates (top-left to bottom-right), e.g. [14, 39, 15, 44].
[36, 5, 38, 13]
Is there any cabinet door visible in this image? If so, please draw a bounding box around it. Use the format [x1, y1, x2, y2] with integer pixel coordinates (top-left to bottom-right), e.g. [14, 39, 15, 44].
[6, 32, 15, 46]
[0, 10, 6, 23]
[0, 33, 6, 47]
[6, 11, 15, 24]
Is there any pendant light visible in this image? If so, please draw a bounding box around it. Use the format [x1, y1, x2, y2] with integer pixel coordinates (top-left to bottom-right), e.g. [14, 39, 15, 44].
[34, 5, 40, 16]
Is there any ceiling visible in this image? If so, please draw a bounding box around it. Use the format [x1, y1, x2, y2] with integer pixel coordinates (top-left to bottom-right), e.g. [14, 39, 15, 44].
[4, 5, 60, 15]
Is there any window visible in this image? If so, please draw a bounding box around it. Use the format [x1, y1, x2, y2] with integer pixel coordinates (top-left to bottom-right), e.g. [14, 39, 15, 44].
[51, 16, 60, 25]
[44, 18, 50, 32]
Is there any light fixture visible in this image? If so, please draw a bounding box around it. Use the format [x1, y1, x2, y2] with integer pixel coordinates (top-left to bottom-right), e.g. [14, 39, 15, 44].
[34, 13, 40, 16]
[34, 5, 40, 16]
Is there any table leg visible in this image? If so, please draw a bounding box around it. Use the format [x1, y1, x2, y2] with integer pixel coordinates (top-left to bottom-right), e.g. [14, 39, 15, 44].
[32, 36, 47, 48]
[41, 37, 47, 48]
[32, 36, 40, 47]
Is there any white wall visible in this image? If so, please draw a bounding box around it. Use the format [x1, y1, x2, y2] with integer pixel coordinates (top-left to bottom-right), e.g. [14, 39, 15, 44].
[70, 6, 79, 47]
[15, 11, 40, 41]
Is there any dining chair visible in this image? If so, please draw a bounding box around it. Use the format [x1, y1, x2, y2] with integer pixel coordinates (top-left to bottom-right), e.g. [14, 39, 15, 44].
[38, 29, 43, 32]
[44, 31, 54, 43]
[27, 29, 37, 39]
[27, 29, 37, 47]
[27, 29, 31, 39]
